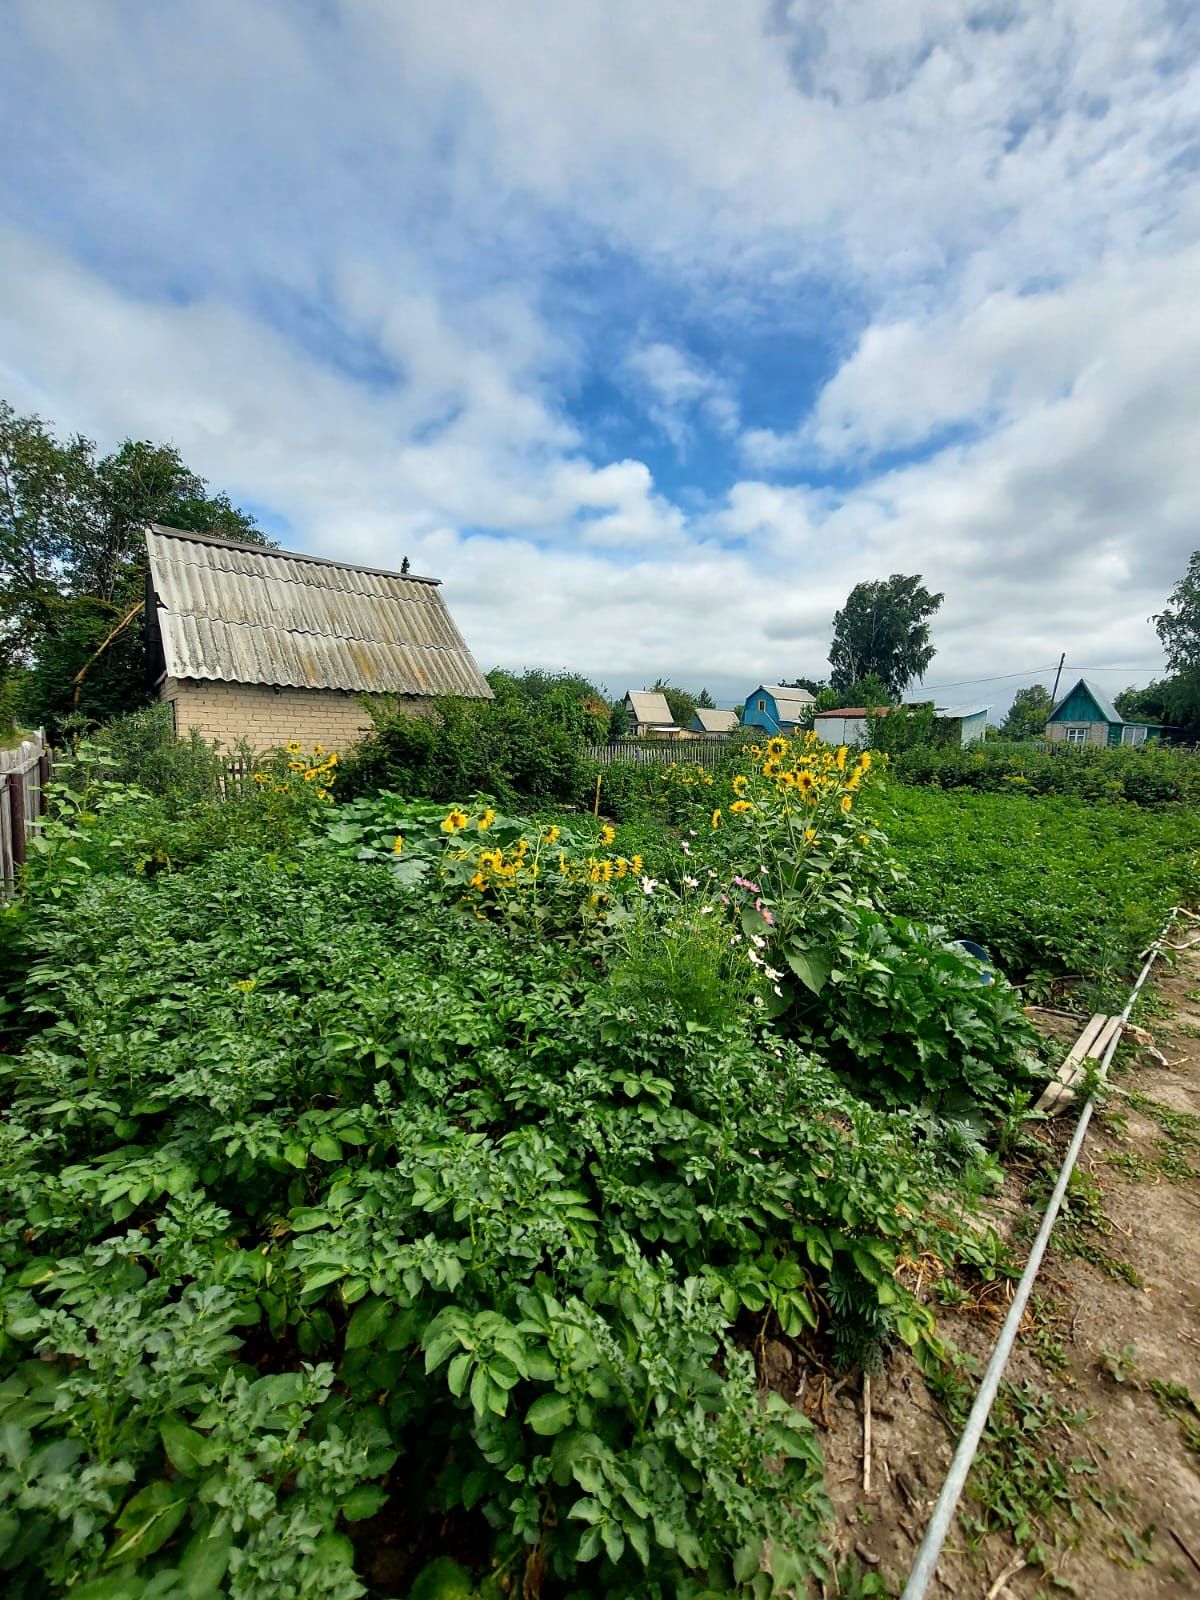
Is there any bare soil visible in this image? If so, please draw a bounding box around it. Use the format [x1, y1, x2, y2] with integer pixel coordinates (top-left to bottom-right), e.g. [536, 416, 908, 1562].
[798, 947, 1200, 1598]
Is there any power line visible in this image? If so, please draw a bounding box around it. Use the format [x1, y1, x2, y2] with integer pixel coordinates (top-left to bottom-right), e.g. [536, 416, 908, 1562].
[917, 662, 1163, 693]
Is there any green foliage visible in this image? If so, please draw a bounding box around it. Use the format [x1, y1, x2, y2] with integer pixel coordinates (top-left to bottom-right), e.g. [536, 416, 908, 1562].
[881, 783, 1200, 983]
[889, 737, 1200, 807]
[864, 702, 952, 757]
[1000, 683, 1053, 741]
[0, 830, 991, 1596]
[339, 692, 586, 807]
[0, 398, 268, 736]
[828, 575, 943, 698]
[70, 704, 224, 804]
[652, 679, 698, 729]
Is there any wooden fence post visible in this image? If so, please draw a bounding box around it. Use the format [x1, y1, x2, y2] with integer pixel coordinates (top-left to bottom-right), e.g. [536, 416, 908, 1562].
[7, 772, 27, 868]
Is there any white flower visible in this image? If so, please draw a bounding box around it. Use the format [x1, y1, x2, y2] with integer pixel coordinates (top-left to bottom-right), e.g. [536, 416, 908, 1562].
[764, 964, 783, 981]
[640, 875, 658, 895]
[747, 949, 763, 967]
[688, 830, 697, 837]
[752, 995, 765, 1008]
[707, 868, 718, 878]
[682, 874, 699, 888]
[680, 841, 692, 855]
[699, 904, 714, 915]
[751, 934, 766, 949]
[772, 984, 783, 997]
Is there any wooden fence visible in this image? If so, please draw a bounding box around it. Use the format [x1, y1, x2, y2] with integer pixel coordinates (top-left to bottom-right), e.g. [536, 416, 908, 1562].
[1, 731, 51, 893]
[584, 740, 733, 769]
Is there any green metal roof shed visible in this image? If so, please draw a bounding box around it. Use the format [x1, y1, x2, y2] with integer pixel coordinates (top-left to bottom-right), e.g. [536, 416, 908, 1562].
[1045, 678, 1162, 748]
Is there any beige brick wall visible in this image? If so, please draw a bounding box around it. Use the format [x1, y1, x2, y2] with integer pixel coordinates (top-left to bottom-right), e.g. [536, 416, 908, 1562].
[159, 678, 432, 755]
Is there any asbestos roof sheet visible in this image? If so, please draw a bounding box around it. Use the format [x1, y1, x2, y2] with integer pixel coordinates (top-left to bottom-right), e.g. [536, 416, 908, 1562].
[691, 708, 739, 732]
[146, 525, 492, 698]
[625, 690, 674, 724]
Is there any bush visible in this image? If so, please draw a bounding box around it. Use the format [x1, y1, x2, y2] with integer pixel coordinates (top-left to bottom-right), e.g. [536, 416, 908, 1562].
[889, 739, 1200, 807]
[72, 703, 224, 803]
[339, 691, 586, 806]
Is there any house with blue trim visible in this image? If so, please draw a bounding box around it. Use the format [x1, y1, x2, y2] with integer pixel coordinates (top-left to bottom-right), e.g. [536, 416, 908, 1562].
[1045, 678, 1161, 747]
[740, 684, 816, 735]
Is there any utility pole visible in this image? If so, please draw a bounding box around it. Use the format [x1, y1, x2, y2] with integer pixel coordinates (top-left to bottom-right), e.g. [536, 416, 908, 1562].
[1050, 652, 1066, 704]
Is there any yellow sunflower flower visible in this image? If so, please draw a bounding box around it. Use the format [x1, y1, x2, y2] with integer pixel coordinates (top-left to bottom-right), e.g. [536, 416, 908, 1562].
[732, 774, 749, 795]
[599, 823, 616, 845]
[392, 835, 404, 854]
[478, 808, 496, 830]
[730, 799, 753, 814]
[841, 794, 853, 813]
[631, 854, 644, 872]
[711, 809, 722, 829]
[544, 825, 560, 844]
[441, 809, 469, 833]
[766, 736, 787, 758]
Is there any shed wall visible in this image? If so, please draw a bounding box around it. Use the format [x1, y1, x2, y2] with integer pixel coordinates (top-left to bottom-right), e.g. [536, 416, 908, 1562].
[1046, 720, 1108, 748]
[160, 678, 430, 754]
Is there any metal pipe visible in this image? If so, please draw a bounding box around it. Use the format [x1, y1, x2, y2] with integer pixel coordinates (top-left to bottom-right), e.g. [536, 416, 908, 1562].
[900, 911, 1177, 1600]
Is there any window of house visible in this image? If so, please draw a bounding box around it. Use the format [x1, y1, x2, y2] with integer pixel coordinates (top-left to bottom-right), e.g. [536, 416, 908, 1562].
[758, 699, 765, 711]
[1064, 726, 1089, 745]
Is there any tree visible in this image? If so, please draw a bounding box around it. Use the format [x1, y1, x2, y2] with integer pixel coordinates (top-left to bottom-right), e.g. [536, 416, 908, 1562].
[779, 676, 827, 696]
[1, 399, 270, 734]
[828, 575, 943, 698]
[1000, 684, 1053, 741]
[1114, 682, 1169, 725]
[653, 679, 698, 729]
[696, 687, 715, 709]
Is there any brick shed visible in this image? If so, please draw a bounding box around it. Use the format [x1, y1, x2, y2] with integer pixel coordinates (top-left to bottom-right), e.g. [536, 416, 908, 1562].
[144, 525, 492, 754]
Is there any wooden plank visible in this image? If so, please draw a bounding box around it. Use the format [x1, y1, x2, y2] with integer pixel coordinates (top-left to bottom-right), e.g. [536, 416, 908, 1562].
[1037, 1013, 1123, 1115]
[6, 772, 27, 869]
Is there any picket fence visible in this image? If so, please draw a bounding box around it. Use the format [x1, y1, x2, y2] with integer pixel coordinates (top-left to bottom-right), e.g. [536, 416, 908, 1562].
[0, 730, 51, 893]
[584, 740, 733, 769]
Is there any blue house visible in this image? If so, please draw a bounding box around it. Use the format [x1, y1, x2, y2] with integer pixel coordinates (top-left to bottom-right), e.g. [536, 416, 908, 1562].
[1045, 678, 1161, 748]
[741, 684, 816, 735]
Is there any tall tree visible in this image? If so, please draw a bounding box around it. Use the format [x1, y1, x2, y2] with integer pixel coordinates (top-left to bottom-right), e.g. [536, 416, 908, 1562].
[1000, 684, 1052, 741]
[1151, 551, 1200, 739]
[0, 399, 269, 734]
[828, 575, 943, 698]
[653, 678, 698, 728]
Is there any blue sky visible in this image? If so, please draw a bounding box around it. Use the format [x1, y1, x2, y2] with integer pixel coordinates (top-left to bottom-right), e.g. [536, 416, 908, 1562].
[2, 0, 1198, 709]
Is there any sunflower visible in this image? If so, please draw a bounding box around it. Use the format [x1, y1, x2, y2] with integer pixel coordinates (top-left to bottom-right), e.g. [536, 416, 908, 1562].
[796, 771, 816, 794]
[477, 808, 496, 830]
[730, 799, 753, 814]
[711, 809, 722, 829]
[840, 794, 853, 813]
[392, 834, 404, 854]
[600, 823, 616, 845]
[441, 809, 469, 833]
[766, 736, 787, 758]
[732, 774, 749, 795]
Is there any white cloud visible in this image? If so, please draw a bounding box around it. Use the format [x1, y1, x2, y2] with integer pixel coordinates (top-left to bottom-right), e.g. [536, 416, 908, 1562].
[624, 342, 740, 451]
[1, 0, 1196, 712]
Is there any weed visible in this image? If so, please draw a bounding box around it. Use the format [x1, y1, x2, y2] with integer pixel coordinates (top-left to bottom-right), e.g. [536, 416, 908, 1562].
[929, 1357, 1095, 1561]
[1095, 1343, 1144, 1386]
[1025, 1165, 1144, 1288]
[1148, 1379, 1200, 1458]
[1026, 1292, 1071, 1376]
[829, 1556, 897, 1597]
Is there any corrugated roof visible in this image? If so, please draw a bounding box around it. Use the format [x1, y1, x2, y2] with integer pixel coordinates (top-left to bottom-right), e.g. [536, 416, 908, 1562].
[145, 525, 492, 698]
[761, 684, 815, 715]
[691, 708, 739, 732]
[625, 690, 674, 725]
[1049, 677, 1122, 725]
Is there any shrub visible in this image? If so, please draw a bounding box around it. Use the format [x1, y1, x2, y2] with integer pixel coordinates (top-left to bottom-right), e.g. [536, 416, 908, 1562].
[339, 691, 585, 806]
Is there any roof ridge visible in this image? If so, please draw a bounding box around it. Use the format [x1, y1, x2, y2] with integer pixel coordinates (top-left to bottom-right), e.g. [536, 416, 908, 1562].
[145, 523, 441, 586]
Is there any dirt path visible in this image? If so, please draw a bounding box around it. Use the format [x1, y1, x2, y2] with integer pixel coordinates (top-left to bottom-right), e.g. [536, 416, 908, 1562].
[815, 945, 1200, 1598]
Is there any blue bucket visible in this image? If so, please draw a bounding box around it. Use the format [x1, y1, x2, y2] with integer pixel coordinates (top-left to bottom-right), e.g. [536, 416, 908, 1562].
[951, 938, 995, 985]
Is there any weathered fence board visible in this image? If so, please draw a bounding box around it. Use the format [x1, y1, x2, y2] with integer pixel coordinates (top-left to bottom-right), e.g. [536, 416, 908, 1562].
[584, 740, 734, 769]
[0, 730, 50, 893]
